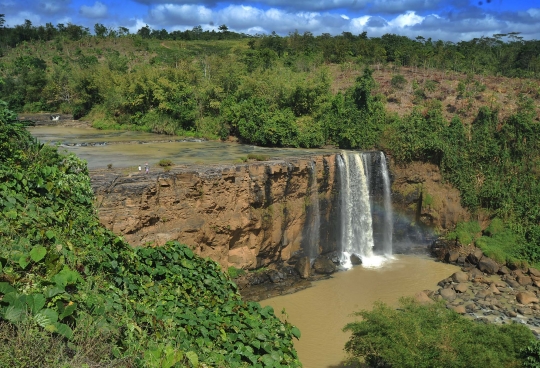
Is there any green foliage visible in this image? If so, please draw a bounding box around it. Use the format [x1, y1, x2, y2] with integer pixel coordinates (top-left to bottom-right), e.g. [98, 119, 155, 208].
[0, 101, 301, 367]
[247, 153, 270, 161]
[447, 221, 481, 246]
[390, 74, 407, 89]
[344, 298, 535, 368]
[158, 158, 173, 167]
[522, 340, 540, 368]
[228, 266, 246, 279]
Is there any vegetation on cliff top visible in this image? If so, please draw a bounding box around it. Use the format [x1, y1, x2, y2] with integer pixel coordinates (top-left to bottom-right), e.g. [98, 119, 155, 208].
[0, 100, 301, 366]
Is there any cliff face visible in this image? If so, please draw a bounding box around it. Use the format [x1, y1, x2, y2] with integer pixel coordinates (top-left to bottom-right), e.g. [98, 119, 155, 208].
[92, 154, 469, 270]
[92, 155, 340, 270]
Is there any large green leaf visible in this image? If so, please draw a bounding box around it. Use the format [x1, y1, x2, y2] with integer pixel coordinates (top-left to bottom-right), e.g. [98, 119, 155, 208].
[3, 305, 23, 322]
[29, 246, 47, 262]
[290, 326, 301, 339]
[185, 351, 198, 367]
[0, 282, 15, 295]
[34, 308, 59, 327]
[55, 323, 73, 339]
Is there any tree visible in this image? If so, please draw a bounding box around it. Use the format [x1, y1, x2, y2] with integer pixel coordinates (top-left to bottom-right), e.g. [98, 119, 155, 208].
[218, 24, 228, 33]
[94, 23, 107, 38]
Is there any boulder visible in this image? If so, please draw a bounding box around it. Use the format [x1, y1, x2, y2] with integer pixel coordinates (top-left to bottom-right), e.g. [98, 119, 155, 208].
[489, 283, 501, 295]
[467, 248, 484, 265]
[506, 310, 517, 318]
[517, 275, 533, 286]
[529, 268, 540, 278]
[295, 257, 311, 279]
[516, 291, 539, 305]
[451, 271, 469, 283]
[507, 279, 521, 289]
[468, 268, 483, 280]
[447, 250, 460, 263]
[454, 283, 469, 293]
[228, 246, 257, 269]
[478, 257, 499, 275]
[451, 305, 467, 314]
[414, 291, 434, 305]
[457, 255, 467, 265]
[313, 256, 337, 275]
[498, 266, 510, 275]
[476, 289, 493, 299]
[350, 254, 362, 266]
[440, 288, 457, 302]
[268, 270, 284, 283]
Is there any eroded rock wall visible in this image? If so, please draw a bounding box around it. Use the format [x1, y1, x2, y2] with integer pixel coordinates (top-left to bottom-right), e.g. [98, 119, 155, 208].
[92, 154, 470, 270]
[390, 160, 470, 230]
[92, 155, 340, 270]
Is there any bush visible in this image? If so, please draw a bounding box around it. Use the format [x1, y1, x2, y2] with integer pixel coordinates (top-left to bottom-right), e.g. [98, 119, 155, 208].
[228, 266, 246, 279]
[158, 158, 173, 167]
[344, 298, 535, 368]
[391, 74, 407, 89]
[247, 153, 270, 161]
[447, 221, 481, 246]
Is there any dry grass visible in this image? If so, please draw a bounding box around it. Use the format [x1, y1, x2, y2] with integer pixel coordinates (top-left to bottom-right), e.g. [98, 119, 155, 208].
[328, 64, 540, 126]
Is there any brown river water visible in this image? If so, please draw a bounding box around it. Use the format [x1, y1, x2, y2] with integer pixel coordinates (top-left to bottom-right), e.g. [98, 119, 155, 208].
[262, 255, 460, 368]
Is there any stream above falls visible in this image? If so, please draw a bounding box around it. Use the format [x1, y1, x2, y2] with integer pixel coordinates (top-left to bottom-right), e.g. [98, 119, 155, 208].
[28, 126, 338, 170]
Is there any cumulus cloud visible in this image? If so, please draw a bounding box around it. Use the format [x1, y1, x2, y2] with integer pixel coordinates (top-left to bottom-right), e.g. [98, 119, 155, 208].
[132, 0, 371, 12]
[389, 11, 424, 27]
[80, 1, 108, 19]
[148, 4, 213, 26]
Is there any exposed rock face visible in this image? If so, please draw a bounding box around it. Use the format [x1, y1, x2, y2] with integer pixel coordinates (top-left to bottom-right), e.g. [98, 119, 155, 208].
[391, 161, 469, 232]
[295, 257, 311, 279]
[92, 154, 470, 272]
[93, 155, 340, 270]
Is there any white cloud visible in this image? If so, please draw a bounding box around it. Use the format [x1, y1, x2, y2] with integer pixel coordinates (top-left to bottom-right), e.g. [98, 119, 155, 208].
[389, 11, 424, 28]
[80, 1, 108, 19]
[341, 14, 350, 20]
[148, 4, 213, 26]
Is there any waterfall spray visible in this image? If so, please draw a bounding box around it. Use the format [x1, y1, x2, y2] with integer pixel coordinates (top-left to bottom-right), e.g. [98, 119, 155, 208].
[380, 152, 393, 255]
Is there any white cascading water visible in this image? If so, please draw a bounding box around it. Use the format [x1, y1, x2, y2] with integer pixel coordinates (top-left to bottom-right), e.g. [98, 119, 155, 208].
[338, 152, 386, 268]
[307, 161, 320, 260]
[380, 152, 393, 255]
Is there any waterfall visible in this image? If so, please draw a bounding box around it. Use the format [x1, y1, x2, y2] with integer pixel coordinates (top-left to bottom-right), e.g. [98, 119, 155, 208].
[307, 161, 320, 260]
[337, 151, 391, 268]
[380, 152, 393, 255]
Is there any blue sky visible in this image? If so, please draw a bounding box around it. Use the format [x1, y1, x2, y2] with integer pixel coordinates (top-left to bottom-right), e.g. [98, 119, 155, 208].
[2, 0, 539, 41]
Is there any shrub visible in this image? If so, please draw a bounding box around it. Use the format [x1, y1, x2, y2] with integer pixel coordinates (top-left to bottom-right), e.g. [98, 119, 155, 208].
[228, 266, 246, 279]
[390, 74, 407, 89]
[247, 153, 270, 161]
[158, 158, 173, 167]
[447, 221, 481, 246]
[344, 298, 535, 368]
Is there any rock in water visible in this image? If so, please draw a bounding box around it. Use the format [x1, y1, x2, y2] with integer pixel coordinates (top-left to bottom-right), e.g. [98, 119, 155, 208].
[295, 256, 311, 279]
[313, 256, 337, 275]
[350, 254, 362, 265]
[451, 271, 469, 283]
[516, 291, 539, 305]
